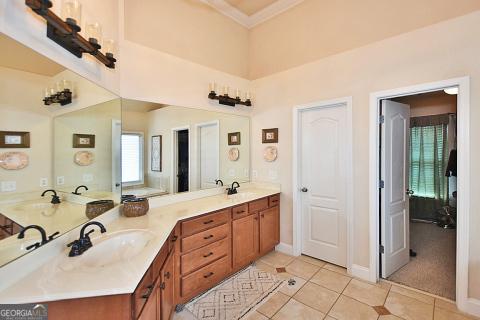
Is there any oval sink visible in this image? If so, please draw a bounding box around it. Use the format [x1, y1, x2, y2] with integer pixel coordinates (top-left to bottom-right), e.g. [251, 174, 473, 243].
[64, 229, 156, 269]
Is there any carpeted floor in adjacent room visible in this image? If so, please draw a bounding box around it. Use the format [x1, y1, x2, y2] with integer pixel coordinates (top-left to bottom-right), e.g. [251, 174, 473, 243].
[387, 221, 456, 300]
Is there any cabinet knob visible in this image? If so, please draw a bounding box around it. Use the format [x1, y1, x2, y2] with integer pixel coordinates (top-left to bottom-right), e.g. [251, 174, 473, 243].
[160, 282, 166, 290]
[164, 271, 171, 279]
[301, 187, 308, 192]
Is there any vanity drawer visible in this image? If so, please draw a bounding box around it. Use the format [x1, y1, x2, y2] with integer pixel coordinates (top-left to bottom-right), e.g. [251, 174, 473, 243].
[181, 209, 230, 236]
[269, 194, 280, 207]
[181, 255, 229, 298]
[248, 198, 269, 213]
[132, 268, 154, 319]
[231, 204, 249, 220]
[181, 237, 229, 275]
[181, 223, 229, 253]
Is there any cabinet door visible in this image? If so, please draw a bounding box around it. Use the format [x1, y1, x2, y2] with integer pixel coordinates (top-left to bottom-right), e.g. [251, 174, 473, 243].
[138, 284, 159, 320]
[161, 250, 175, 320]
[232, 213, 259, 269]
[259, 206, 280, 254]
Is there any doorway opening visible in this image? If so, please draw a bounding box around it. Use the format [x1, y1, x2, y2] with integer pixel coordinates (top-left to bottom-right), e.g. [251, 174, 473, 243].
[173, 128, 190, 193]
[379, 89, 458, 300]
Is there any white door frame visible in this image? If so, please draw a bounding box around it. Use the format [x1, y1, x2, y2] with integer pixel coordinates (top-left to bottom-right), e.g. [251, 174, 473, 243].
[111, 119, 122, 195]
[194, 120, 220, 190]
[292, 96, 354, 273]
[368, 77, 472, 312]
[171, 125, 191, 194]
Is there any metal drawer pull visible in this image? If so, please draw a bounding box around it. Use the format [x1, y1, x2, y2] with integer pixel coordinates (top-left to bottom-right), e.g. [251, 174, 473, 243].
[171, 235, 178, 242]
[204, 235, 214, 240]
[203, 252, 214, 258]
[236, 210, 245, 214]
[141, 284, 154, 299]
[160, 282, 166, 290]
[203, 272, 214, 278]
[203, 219, 214, 224]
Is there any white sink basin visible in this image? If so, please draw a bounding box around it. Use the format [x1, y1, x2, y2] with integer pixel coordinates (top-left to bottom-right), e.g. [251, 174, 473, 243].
[61, 229, 156, 270]
[228, 192, 257, 200]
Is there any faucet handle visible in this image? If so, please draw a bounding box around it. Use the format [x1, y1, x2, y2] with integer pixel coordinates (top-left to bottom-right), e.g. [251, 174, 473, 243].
[48, 231, 60, 241]
[25, 242, 41, 251]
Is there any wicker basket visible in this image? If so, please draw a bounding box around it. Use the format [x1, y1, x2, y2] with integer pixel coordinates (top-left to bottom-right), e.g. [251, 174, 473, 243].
[123, 198, 149, 217]
[85, 200, 115, 219]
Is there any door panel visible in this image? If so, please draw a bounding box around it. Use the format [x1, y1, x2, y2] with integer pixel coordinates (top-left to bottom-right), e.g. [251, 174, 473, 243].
[300, 105, 348, 267]
[381, 100, 410, 277]
[259, 207, 279, 254]
[233, 213, 259, 268]
[199, 123, 219, 190]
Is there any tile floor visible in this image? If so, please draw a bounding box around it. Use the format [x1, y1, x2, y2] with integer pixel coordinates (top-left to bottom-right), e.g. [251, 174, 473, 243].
[174, 251, 479, 320]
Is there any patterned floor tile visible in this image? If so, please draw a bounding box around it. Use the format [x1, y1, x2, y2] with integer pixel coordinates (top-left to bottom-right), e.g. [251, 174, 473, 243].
[293, 282, 339, 313]
[328, 295, 378, 320]
[272, 299, 325, 320]
[310, 268, 351, 293]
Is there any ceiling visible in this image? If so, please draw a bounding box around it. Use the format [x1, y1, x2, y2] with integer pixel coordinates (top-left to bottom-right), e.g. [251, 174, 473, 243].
[224, 0, 278, 16]
[121, 99, 166, 113]
[202, 0, 304, 28]
[0, 33, 65, 76]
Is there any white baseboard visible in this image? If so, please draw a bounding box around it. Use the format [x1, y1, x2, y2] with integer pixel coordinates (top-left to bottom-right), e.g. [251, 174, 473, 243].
[350, 264, 371, 282]
[464, 298, 480, 317]
[275, 242, 294, 256]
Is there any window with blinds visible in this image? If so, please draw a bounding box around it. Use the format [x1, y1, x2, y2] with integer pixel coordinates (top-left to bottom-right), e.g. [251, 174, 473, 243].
[409, 124, 447, 199]
[122, 133, 144, 184]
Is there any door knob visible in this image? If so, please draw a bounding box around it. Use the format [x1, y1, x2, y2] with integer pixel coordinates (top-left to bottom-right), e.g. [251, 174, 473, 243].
[406, 189, 414, 195]
[301, 187, 308, 192]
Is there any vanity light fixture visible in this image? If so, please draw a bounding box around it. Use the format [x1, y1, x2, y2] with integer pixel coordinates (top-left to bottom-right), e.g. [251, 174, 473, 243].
[43, 80, 73, 106]
[25, 0, 117, 69]
[208, 82, 252, 107]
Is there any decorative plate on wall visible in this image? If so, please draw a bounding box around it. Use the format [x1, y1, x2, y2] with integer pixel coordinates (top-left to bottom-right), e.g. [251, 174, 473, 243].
[0, 152, 29, 170]
[263, 146, 278, 162]
[74, 151, 95, 166]
[228, 147, 240, 161]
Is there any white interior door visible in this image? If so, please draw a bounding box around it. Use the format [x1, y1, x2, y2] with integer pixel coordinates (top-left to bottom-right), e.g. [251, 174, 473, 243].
[199, 123, 219, 189]
[381, 100, 410, 277]
[300, 104, 348, 267]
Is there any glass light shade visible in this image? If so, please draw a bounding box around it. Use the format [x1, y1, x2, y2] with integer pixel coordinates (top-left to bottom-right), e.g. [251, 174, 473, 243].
[44, 88, 50, 98]
[61, 0, 82, 26]
[103, 39, 116, 55]
[55, 81, 64, 92]
[85, 22, 102, 44]
[209, 82, 217, 92]
[62, 80, 72, 91]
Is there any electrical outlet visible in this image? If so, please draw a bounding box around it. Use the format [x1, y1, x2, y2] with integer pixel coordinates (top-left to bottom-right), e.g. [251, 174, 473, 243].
[228, 169, 235, 177]
[83, 174, 94, 182]
[252, 170, 258, 179]
[1, 181, 16, 192]
[40, 178, 48, 187]
[56, 176, 65, 185]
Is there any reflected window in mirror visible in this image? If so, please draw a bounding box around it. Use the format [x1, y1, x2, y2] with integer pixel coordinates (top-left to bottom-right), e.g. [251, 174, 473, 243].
[121, 132, 144, 186]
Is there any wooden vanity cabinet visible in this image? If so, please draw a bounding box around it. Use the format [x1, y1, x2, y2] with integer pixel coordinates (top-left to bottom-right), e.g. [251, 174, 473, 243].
[259, 205, 280, 254]
[232, 213, 259, 270]
[160, 249, 175, 320]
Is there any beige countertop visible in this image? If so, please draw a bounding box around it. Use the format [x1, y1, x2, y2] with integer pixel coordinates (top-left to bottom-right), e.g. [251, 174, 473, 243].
[0, 186, 280, 304]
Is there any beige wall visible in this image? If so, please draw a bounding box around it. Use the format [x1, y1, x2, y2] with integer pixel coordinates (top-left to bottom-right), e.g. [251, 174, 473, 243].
[251, 11, 480, 298]
[53, 99, 121, 192]
[248, 0, 480, 79]
[0, 66, 53, 195]
[124, 0, 249, 78]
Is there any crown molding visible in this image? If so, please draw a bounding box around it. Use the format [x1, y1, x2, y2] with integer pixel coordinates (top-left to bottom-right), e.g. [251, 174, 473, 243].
[201, 0, 304, 28]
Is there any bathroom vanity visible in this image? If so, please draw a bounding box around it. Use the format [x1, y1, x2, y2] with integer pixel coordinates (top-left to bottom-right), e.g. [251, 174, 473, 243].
[0, 188, 280, 320]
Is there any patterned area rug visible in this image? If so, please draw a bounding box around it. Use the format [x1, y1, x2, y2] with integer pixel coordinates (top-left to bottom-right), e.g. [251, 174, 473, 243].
[185, 266, 284, 320]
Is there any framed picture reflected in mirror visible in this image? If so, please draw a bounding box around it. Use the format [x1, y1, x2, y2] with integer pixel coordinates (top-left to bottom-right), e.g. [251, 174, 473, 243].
[73, 134, 95, 148]
[151, 135, 162, 172]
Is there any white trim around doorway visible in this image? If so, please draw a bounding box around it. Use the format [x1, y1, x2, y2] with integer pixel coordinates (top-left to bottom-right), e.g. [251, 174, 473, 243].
[171, 125, 192, 194]
[292, 96, 354, 275]
[368, 77, 476, 315]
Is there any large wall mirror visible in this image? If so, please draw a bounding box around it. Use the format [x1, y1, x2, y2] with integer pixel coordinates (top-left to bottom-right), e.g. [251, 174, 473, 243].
[0, 33, 121, 267]
[121, 99, 250, 198]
